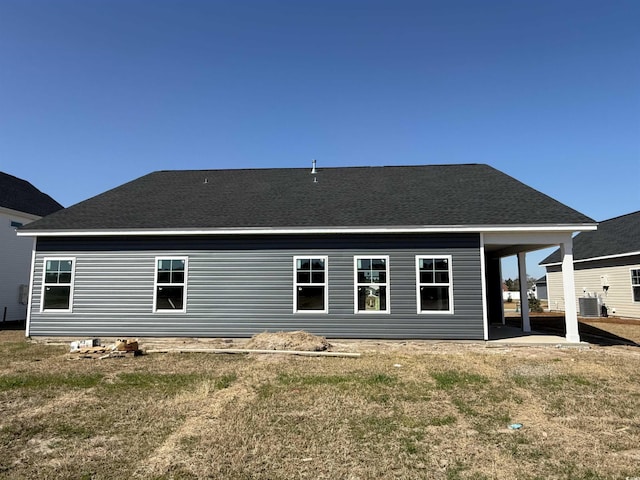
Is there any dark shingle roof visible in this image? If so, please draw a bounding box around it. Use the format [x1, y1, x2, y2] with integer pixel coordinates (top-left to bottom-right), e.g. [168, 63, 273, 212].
[540, 211, 640, 264]
[0, 172, 63, 217]
[20, 164, 594, 232]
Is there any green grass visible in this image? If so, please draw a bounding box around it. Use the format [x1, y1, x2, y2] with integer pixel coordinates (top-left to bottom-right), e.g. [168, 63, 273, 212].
[275, 371, 397, 387]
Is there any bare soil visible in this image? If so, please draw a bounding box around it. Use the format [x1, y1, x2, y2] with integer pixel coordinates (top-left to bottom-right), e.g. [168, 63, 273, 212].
[245, 330, 330, 351]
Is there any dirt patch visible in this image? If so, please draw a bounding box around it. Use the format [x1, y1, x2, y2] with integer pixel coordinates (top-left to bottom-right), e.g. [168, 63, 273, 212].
[244, 330, 330, 351]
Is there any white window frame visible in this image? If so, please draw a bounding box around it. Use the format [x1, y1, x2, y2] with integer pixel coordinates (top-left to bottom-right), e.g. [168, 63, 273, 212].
[353, 256, 390, 314]
[631, 268, 640, 303]
[415, 255, 454, 314]
[293, 255, 328, 313]
[153, 257, 188, 313]
[40, 257, 76, 313]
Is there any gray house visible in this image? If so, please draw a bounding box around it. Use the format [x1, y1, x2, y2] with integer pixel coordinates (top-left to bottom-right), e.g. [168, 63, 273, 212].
[541, 211, 640, 319]
[0, 172, 62, 322]
[534, 276, 548, 301]
[18, 164, 595, 341]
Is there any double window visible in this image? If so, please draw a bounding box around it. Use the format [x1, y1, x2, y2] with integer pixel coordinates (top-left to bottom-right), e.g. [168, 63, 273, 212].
[154, 258, 187, 312]
[42, 258, 75, 311]
[632, 269, 640, 303]
[354, 256, 389, 313]
[416, 256, 453, 314]
[294, 256, 328, 312]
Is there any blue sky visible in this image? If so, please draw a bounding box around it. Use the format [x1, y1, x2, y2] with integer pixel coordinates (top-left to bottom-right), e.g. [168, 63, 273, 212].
[1, 0, 638, 279]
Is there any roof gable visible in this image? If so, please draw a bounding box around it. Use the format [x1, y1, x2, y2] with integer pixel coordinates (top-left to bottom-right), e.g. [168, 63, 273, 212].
[20, 164, 594, 232]
[0, 172, 63, 217]
[540, 210, 640, 264]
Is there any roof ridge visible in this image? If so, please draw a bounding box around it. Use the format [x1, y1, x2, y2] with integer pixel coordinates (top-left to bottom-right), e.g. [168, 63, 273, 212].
[598, 210, 640, 223]
[152, 163, 486, 174]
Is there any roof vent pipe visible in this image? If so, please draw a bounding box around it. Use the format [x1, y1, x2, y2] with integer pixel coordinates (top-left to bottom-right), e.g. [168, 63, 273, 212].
[310, 159, 317, 174]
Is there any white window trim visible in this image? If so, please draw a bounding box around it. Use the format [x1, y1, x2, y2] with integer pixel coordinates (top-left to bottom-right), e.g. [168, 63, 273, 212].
[415, 255, 454, 315]
[40, 257, 76, 313]
[153, 256, 188, 313]
[630, 267, 640, 303]
[293, 255, 328, 314]
[353, 255, 390, 314]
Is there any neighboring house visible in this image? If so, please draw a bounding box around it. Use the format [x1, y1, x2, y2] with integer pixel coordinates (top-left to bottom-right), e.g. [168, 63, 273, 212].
[534, 276, 548, 301]
[18, 164, 596, 341]
[0, 172, 63, 322]
[540, 211, 640, 319]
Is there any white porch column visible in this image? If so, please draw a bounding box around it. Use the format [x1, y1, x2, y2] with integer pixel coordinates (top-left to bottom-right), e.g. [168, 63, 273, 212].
[499, 259, 505, 326]
[517, 252, 530, 333]
[561, 239, 581, 343]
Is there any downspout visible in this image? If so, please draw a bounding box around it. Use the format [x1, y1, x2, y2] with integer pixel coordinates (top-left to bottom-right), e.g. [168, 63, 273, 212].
[480, 233, 489, 340]
[25, 237, 37, 338]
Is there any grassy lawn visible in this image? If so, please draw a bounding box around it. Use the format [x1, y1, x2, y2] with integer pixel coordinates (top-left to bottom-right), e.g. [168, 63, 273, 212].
[1, 330, 640, 479]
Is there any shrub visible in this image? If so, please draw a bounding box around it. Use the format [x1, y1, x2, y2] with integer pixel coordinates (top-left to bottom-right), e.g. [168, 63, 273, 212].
[528, 294, 543, 313]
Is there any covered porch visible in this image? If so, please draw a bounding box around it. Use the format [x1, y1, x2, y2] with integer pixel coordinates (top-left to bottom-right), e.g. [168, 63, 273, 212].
[482, 231, 585, 343]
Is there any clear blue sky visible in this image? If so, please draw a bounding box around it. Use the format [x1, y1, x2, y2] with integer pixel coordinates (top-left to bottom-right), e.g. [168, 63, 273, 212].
[1, 0, 638, 279]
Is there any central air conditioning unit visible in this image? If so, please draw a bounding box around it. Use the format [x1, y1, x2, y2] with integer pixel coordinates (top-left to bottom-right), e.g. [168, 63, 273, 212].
[578, 297, 599, 317]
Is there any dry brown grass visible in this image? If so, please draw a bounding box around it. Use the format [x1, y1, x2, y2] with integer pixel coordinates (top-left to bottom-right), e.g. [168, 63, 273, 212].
[581, 319, 640, 344]
[1, 328, 640, 479]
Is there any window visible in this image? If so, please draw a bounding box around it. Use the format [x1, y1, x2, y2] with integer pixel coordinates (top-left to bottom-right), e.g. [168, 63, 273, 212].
[10, 221, 23, 228]
[294, 256, 327, 312]
[354, 256, 389, 313]
[416, 256, 453, 314]
[42, 258, 75, 311]
[154, 258, 187, 312]
[632, 269, 640, 302]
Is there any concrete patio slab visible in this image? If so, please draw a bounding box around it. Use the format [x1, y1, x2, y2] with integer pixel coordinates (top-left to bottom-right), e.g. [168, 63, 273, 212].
[488, 324, 586, 346]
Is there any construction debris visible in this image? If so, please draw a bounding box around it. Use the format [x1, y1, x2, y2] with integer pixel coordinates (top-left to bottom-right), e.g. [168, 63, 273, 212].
[66, 331, 357, 359]
[115, 339, 139, 351]
[68, 338, 142, 359]
[145, 347, 360, 358]
[147, 331, 358, 357]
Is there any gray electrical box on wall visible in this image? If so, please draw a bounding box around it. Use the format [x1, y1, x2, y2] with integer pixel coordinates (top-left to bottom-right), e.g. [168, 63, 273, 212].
[18, 284, 29, 305]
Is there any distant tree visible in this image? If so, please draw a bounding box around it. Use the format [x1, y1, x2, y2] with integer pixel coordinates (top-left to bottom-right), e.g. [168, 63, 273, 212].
[508, 278, 520, 291]
[504, 276, 537, 292]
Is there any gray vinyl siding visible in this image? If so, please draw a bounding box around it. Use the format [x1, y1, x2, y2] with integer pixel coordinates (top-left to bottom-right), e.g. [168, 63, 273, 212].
[29, 234, 484, 339]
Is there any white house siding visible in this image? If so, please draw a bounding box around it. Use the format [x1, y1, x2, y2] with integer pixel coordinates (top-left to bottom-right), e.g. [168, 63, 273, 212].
[546, 255, 640, 319]
[0, 209, 36, 322]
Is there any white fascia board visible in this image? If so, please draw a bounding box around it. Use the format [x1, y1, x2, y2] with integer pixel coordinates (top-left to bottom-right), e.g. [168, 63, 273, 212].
[541, 250, 640, 267]
[17, 223, 598, 237]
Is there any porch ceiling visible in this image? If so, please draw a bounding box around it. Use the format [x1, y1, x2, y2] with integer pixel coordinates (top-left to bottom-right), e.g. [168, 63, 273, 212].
[483, 231, 576, 259]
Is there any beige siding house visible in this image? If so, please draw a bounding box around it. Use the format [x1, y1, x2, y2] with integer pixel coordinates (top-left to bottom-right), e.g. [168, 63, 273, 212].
[541, 211, 640, 319]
